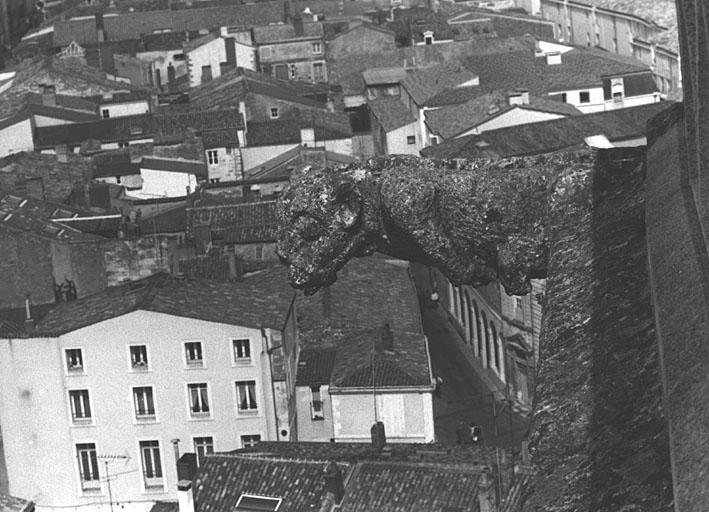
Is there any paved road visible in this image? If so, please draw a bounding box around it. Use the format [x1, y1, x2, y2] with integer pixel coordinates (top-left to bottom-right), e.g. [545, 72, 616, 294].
[410, 264, 531, 449]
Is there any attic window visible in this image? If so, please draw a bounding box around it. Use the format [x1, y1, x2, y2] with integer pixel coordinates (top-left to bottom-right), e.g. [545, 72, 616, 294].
[41, 224, 64, 237]
[235, 494, 282, 511]
[130, 126, 144, 136]
[52, 208, 77, 219]
[3, 213, 13, 221]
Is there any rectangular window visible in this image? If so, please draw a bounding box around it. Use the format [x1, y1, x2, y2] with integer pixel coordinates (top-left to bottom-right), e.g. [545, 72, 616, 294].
[102, 109, 110, 119]
[313, 62, 325, 82]
[270, 107, 279, 119]
[118, 142, 129, 148]
[188, 383, 210, 417]
[241, 434, 261, 448]
[289, 64, 297, 79]
[133, 386, 156, 419]
[310, 385, 324, 420]
[66, 348, 84, 372]
[233, 339, 251, 362]
[130, 345, 149, 370]
[69, 389, 92, 423]
[407, 135, 416, 145]
[76, 443, 100, 491]
[579, 91, 590, 103]
[185, 342, 203, 366]
[207, 150, 219, 165]
[312, 42, 322, 54]
[194, 436, 214, 465]
[139, 440, 164, 489]
[236, 380, 258, 412]
[560, 93, 567, 103]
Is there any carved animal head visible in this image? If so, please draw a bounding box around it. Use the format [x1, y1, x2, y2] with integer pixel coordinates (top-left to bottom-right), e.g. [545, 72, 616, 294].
[276, 166, 379, 295]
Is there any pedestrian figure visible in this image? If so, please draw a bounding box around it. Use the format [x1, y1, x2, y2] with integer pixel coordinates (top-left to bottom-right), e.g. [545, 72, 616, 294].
[469, 423, 481, 444]
[429, 281, 439, 309]
[434, 375, 444, 397]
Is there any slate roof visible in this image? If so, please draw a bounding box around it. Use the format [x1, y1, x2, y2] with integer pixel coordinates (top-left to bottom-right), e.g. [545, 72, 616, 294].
[424, 91, 581, 139]
[252, 21, 324, 43]
[35, 268, 295, 335]
[362, 67, 408, 86]
[401, 59, 478, 106]
[463, 46, 655, 95]
[93, 152, 141, 177]
[52, 2, 286, 46]
[296, 347, 337, 385]
[0, 191, 100, 242]
[187, 201, 278, 243]
[0, 494, 34, 512]
[0, 92, 99, 127]
[421, 101, 673, 159]
[368, 97, 417, 132]
[194, 455, 346, 512]
[188, 67, 329, 112]
[237, 440, 503, 465]
[245, 111, 352, 146]
[297, 254, 422, 335]
[0, 152, 94, 203]
[339, 460, 482, 512]
[34, 108, 241, 148]
[329, 325, 431, 389]
[140, 204, 186, 234]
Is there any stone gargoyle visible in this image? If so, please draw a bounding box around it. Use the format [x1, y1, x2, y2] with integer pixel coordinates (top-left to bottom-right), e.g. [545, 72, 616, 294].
[276, 152, 594, 296]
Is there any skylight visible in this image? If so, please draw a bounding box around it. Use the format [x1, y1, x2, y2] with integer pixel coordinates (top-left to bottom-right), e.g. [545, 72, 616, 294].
[234, 494, 282, 512]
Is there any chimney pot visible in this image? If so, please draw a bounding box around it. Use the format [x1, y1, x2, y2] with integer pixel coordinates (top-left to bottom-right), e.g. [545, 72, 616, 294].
[323, 461, 345, 504]
[177, 479, 195, 512]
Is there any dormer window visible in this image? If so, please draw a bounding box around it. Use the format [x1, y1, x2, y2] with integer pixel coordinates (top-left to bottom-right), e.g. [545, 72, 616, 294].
[270, 107, 279, 119]
[423, 31, 434, 45]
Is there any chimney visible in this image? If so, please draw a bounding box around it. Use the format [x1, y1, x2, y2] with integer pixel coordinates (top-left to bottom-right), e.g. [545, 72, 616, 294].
[171, 438, 180, 469]
[371, 421, 386, 450]
[546, 51, 562, 65]
[293, 13, 304, 37]
[41, 84, 56, 107]
[95, 13, 105, 42]
[477, 468, 496, 512]
[167, 63, 177, 93]
[283, 1, 291, 23]
[238, 100, 248, 125]
[323, 461, 345, 505]
[24, 296, 35, 333]
[177, 452, 198, 481]
[381, 323, 394, 352]
[55, 144, 69, 163]
[177, 481, 195, 512]
[225, 37, 237, 69]
[300, 127, 315, 147]
[226, 246, 242, 280]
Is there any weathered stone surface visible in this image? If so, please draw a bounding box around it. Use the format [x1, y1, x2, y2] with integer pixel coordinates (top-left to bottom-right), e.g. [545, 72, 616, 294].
[276, 152, 594, 297]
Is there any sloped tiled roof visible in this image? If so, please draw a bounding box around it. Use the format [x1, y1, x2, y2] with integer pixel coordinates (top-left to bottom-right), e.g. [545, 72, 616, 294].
[297, 254, 422, 335]
[253, 21, 323, 42]
[35, 108, 241, 148]
[188, 200, 276, 230]
[329, 326, 430, 389]
[339, 460, 482, 512]
[401, 59, 478, 106]
[362, 67, 407, 86]
[35, 268, 295, 335]
[0, 191, 100, 242]
[194, 455, 348, 512]
[368, 97, 416, 132]
[245, 111, 352, 146]
[140, 204, 186, 234]
[421, 101, 673, 159]
[0, 152, 94, 203]
[0, 494, 34, 512]
[188, 67, 328, 111]
[296, 347, 337, 385]
[424, 91, 581, 139]
[52, 1, 286, 46]
[246, 146, 355, 179]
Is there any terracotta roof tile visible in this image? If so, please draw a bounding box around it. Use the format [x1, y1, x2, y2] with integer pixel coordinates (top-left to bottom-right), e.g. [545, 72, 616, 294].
[368, 97, 416, 132]
[35, 268, 294, 335]
[194, 455, 345, 512]
[422, 101, 673, 158]
[187, 201, 277, 242]
[401, 59, 478, 106]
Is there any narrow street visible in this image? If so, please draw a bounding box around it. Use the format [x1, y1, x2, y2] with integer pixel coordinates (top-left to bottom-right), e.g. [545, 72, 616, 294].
[410, 265, 531, 450]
